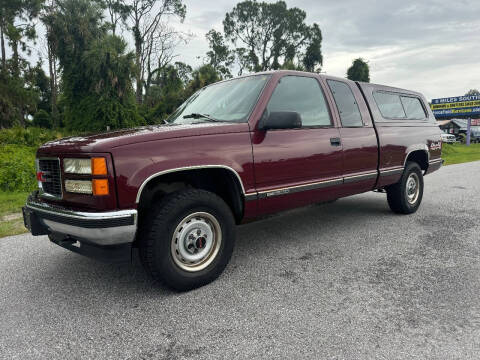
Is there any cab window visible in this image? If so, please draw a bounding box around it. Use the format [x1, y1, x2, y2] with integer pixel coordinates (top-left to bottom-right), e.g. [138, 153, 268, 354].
[327, 80, 363, 127]
[373, 92, 406, 119]
[400, 96, 427, 120]
[267, 76, 332, 127]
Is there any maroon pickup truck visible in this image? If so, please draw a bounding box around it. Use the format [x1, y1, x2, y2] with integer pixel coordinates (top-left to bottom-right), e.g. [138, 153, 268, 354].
[23, 70, 443, 290]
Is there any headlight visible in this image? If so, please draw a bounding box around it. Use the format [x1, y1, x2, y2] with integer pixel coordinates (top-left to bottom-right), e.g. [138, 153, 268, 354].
[65, 180, 92, 194]
[63, 158, 91, 174]
[64, 179, 110, 196]
[63, 157, 107, 175]
[63, 157, 109, 196]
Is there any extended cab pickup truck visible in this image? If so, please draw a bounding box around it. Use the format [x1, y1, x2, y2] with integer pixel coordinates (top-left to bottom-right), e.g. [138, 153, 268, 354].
[23, 70, 443, 290]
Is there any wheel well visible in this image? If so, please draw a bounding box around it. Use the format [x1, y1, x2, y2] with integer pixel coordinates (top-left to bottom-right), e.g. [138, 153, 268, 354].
[406, 150, 428, 171]
[137, 168, 244, 228]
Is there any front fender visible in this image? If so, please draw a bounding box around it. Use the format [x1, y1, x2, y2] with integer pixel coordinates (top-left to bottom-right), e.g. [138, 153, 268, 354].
[111, 132, 255, 209]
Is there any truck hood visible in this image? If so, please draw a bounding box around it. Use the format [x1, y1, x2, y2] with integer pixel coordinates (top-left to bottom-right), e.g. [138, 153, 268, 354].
[37, 122, 250, 155]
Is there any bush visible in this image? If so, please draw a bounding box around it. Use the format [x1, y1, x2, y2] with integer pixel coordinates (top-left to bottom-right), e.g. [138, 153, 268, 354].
[65, 94, 145, 132]
[0, 128, 67, 192]
[0, 145, 37, 192]
[0, 127, 62, 147]
[32, 110, 52, 129]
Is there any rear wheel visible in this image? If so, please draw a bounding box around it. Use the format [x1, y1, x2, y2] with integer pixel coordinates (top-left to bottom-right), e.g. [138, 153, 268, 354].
[139, 189, 236, 291]
[386, 161, 424, 214]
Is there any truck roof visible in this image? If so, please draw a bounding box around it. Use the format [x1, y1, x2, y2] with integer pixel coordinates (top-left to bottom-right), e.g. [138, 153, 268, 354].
[357, 81, 423, 98]
[222, 70, 424, 98]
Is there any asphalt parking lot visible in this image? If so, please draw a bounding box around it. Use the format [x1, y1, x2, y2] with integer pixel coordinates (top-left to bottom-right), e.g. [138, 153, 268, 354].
[1, 161, 480, 359]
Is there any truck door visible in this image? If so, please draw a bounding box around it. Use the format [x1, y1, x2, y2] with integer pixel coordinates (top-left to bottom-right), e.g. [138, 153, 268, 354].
[251, 74, 344, 215]
[324, 78, 379, 196]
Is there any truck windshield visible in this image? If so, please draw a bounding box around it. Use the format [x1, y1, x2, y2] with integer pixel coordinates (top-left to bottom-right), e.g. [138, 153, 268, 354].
[167, 74, 271, 124]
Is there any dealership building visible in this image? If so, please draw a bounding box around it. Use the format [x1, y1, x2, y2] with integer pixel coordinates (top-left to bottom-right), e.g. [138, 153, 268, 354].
[437, 118, 480, 136]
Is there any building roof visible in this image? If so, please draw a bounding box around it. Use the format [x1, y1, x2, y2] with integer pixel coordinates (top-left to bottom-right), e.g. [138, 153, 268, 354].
[439, 118, 480, 134]
[452, 119, 468, 128]
[452, 119, 480, 130]
[437, 120, 452, 126]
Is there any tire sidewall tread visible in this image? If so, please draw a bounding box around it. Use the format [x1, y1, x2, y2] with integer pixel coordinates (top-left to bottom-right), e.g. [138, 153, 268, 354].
[139, 189, 236, 291]
[386, 161, 424, 214]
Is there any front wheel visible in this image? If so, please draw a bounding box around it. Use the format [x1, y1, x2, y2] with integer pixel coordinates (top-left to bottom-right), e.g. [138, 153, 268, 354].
[139, 189, 236, 291]
[386, 161, 424, 214]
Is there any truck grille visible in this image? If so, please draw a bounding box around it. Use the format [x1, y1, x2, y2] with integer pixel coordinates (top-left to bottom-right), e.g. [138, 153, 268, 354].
[38, 158, 62, 198]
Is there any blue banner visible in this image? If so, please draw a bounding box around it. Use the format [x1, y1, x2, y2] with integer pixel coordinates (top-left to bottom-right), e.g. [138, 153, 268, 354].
[431, 94, 480, 118]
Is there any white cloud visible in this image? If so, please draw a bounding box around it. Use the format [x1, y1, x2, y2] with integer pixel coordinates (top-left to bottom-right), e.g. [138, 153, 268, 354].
[171, 0, 480, 100]
[13, 0, 480, 101]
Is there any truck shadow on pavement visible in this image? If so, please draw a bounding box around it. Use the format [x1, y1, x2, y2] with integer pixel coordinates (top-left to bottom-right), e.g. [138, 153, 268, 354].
[40, 194, 392, 296]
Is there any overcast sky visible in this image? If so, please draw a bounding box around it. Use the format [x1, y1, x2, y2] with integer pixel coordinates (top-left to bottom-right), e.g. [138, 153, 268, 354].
[17, 0, 478, 101]
[166, 0, 480, 100]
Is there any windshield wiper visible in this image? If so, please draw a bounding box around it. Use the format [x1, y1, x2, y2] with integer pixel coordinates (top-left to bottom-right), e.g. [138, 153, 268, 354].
[182, 113, 222, 122]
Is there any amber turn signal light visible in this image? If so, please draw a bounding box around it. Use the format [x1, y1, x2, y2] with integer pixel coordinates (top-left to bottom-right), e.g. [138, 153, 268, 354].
[92, 179, 109, 196]
[92, 157, 107, 175]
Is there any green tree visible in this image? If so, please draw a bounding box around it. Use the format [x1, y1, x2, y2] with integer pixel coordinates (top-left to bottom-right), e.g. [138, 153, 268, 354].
[147, 64, 220, 124]
[280, 60, 304, 71]
[33, 109, 52, 128]
[28, 62, 51, 113]
[70, 35, 142, 131]
[0, 0, 43, 126]
[0, 70, 39, 128]
[146, 64, 186, 122]
[302, 23, 322, 72]
[143, 62, 191, 110]
[103, 0, 130, 36]
[41, 0, 60, 124]
[347, 58, 370, 82]
[52, 0, 142, 132]
[465, 89, 480, 96]
[127, 0, 186, 103]
[52, 0, 105, 94]
[142, 24, 190, 102]
[185, 64, 220, 97]
[222, 0, 322, 72]
[0, 0, 42, 76]
[174, 61, 192, 85]
[205, 29, 234, 77]
[234, 47, 249, 76]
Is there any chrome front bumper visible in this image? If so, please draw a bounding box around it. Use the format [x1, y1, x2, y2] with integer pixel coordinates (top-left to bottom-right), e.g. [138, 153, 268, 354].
[24, 197, 137, 246]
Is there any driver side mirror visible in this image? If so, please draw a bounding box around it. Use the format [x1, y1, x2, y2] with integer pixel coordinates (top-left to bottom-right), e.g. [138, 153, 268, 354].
[258, 111, 302, 130]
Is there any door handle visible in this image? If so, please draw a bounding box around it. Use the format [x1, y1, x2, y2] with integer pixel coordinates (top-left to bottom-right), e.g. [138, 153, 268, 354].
[330, 137, 341, 146]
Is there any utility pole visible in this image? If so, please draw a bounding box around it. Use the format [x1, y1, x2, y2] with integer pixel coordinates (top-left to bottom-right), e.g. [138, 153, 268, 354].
[466, 118, 471, 146]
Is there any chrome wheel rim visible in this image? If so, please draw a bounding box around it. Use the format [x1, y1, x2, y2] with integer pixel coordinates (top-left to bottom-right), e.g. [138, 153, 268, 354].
[406, 173, 420, 205]
[171, 212, 222, 272]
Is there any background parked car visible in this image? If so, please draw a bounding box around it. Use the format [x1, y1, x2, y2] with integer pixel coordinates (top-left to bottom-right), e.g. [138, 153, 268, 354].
[470, 131, 480, 143]
[441, 133, 457, 143]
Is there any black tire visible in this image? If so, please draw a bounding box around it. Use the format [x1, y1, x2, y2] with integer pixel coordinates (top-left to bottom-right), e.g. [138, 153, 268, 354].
[139, 189, 236, 291]
[386, 161, 424, 214]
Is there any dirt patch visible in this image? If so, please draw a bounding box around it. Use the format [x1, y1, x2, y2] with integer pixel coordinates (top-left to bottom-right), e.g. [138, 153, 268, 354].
[2, 213, 22, 222]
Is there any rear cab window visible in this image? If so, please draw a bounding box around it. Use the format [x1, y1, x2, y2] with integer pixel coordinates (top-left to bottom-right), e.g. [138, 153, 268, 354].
[327, 80, 363, 127]
[400, 96, 426, 119]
